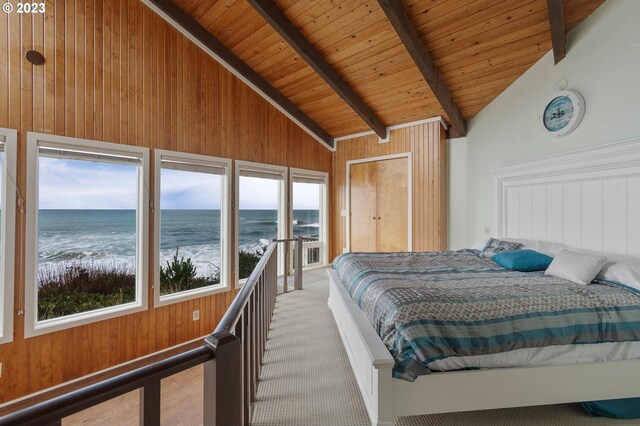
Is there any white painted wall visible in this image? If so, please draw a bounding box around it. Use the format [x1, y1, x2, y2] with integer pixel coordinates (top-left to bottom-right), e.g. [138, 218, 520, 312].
[464, 0, 640, 245]
[448, 137, 468, 250]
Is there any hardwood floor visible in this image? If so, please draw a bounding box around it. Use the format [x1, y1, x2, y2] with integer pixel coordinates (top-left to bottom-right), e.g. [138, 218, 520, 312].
[64, 365, 204, 426]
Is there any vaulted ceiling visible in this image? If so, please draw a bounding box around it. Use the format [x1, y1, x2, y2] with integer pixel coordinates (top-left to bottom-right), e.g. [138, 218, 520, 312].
[159, 0, 604, 140]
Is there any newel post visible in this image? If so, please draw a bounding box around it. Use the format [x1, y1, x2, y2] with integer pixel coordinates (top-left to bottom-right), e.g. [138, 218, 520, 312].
[203, 331, 242, 426]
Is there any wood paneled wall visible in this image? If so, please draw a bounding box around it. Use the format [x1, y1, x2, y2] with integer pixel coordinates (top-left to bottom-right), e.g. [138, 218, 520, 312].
[0, 0, 331, 403]
[330, 122, 447, 260]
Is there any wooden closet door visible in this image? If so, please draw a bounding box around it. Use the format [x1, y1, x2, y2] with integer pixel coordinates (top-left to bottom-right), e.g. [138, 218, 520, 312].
[349, 161, 378, 252]
[376, 158, 409, 252]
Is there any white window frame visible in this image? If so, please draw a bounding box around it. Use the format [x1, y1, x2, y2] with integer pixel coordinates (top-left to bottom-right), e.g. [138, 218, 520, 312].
[0, 128, 17, 344]
[154, 150, 232, 307]
[235, 161, 288, 287]
[25, 133, 149, 338]
[289, 168, 329, 269]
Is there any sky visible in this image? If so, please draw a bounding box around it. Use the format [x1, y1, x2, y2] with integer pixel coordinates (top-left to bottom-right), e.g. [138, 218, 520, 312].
[160, 168, 220, 209]
[39, 158, 321, 210]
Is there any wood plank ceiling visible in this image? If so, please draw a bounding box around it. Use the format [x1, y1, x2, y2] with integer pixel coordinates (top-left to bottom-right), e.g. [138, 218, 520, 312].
[170, 0, 603, 139]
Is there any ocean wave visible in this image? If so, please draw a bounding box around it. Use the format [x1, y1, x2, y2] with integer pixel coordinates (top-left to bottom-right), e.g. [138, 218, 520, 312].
[40, 241, 270, 279]
[159, 244, 221, 277]
[240, 220, 278, 226]
[37, 209, 317, 276]
[295, 223, 320, 228]
[39, 250, 113, 262]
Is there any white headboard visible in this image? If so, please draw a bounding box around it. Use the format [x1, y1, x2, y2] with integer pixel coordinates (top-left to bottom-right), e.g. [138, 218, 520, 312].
[491, 139, 640, 257]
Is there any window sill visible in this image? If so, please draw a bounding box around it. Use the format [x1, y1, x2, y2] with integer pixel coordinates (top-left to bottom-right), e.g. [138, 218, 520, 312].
[25, 301, 147, 339]
[155, 283, 230, 307]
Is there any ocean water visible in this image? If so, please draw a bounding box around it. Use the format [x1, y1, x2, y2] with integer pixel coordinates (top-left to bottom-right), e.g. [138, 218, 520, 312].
[38, 209, 319, 278]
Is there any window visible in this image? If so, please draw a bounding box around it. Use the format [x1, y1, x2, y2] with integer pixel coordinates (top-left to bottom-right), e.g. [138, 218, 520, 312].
[154, 150, 231, 306]
[25, 133, 149, 337]
[235, 161, 287, 284]
[0, 129, 17, 344]
[290, 169, 328, 269]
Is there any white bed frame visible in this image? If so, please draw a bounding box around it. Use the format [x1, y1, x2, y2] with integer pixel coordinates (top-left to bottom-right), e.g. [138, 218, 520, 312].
[328, 138, 640, 425]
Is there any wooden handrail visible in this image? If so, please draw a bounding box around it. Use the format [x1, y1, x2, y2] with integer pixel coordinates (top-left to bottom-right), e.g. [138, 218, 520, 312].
[0, 241, 282, 426]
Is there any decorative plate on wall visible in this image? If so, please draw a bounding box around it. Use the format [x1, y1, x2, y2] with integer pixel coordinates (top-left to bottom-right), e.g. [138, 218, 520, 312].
[540, 90, 585, 137]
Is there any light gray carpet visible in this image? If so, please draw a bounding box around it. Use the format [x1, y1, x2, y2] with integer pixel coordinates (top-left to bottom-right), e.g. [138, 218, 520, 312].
[251, 269, 637, 426]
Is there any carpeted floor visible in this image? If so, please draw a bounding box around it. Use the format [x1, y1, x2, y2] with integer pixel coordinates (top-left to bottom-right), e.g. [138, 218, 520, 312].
[251, 268, 639, 426]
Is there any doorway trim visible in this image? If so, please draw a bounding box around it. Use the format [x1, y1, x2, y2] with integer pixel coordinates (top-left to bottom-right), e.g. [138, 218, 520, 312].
[346, 152, 413, 253]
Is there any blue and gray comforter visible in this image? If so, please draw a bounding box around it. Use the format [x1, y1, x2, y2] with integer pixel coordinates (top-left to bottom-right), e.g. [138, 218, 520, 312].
[332, 251, 640, 381]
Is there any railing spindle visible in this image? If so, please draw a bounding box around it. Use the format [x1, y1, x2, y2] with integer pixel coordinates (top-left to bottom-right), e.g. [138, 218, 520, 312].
[257, 278, 263, 371]
[251, 292, 257, 402]
[283, 240, 289, 293]
[262, 276, 267, 345]
[139, 379, 161, 425]
[243, 307, 251, 425]
[295, 236, 303, 291]
[234, 313, 245, 425]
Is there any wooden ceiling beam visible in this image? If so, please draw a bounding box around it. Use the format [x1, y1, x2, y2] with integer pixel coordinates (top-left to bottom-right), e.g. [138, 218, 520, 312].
[377, 0, 467, 137]
[546, 0, 567, 64]
[248, 0, 388, 140]
[148, 0, 335, 148]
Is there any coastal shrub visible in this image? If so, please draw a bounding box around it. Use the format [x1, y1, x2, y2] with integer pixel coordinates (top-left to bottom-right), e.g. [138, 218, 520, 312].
[37, 262, 136, 320]
[37, 246, 268, 320]
[160, 248, 197, 290]
[160, 248, 220, 295]
[38, 290, 134, 321]
[239, 248, 265, 279]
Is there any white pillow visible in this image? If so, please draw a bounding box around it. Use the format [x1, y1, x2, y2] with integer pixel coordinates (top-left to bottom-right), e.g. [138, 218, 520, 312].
[566, 249, 640, 292]
[545, 250, 608, 285]
[597, 258, 640, 292]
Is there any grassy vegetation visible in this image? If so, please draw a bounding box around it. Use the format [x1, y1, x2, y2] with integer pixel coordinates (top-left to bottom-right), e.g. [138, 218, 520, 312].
[37, 262, 136, 321]
[37, 247, 265, 320]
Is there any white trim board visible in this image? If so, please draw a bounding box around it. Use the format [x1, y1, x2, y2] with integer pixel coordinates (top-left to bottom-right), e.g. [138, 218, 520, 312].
[345, 153, 413, 253]
[0, 128, 17, 345]
[491, 137, 640, 256]
[334, 116, 448, 144]
[141, 0, 335, 152]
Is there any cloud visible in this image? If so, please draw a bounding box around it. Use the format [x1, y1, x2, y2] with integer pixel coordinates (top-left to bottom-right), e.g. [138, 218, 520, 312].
[160, 169, 221, 209]
[37, 158, 322, 211]
[39, 158, 139, 209]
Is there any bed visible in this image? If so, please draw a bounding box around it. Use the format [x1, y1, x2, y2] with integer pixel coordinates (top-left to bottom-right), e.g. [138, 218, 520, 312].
[328, 139, 640, 425]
